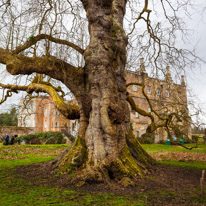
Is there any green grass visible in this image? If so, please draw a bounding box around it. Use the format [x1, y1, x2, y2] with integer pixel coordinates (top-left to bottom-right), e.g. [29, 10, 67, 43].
[0, 144, 68, 169]
[142, 143, 206, 153]
[0, 157, 53, 169]
[0, 144, 146, 206]
[0, 143, 68, 150]
[159, 160, 206, 169]
[0, 170, 146, 206]
[0, 143, 205, 205]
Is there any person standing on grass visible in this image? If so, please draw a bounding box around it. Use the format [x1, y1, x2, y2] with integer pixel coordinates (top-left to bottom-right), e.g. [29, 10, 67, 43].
[5, 134, 10, 145]
[10, 135, 15, 145]
[173, 136, 177, 142]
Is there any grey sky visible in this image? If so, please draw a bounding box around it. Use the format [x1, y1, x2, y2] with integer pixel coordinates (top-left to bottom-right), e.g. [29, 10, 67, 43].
[185, 0, 206, 122]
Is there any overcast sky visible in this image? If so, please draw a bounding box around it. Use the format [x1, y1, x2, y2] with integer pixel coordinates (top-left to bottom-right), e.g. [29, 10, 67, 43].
[184, 0, 206, 122]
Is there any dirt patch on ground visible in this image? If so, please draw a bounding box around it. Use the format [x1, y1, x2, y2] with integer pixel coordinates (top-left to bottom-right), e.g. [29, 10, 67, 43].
[149, 151, 206, 161]
[14, 162, 205, 205]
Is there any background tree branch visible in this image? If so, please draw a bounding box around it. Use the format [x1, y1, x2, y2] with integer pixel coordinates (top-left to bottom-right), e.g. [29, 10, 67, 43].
[0, 80, 80, 119]
[12, 34, 84, 55]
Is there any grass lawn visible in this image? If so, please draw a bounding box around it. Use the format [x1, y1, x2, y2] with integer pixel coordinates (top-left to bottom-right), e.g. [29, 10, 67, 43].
[0, 144, 68, 169]
[0, 173, 145, 206]
[0, 144, 145, 206]
[0, 143, 205, 205]
[142, 143, 206, 153]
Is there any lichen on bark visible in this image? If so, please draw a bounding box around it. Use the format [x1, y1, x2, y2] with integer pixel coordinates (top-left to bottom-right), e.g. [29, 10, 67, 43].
[54, 136, 87, 174]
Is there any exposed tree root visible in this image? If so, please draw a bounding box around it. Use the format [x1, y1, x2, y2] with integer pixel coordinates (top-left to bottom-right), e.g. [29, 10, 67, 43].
[49, 132, 155, 187]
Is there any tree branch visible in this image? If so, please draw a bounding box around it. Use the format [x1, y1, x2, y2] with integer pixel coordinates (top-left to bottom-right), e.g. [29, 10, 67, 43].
[27, 83, 80, 119]
[126, 82, 188, 134]
[127, 0, 151, 36]
[0, 81, 80, 119]
[12, 34, 84, 55]
[0, 48, 84, 93]
[127, 82, 164, 120]
[126, 95, 167, 132]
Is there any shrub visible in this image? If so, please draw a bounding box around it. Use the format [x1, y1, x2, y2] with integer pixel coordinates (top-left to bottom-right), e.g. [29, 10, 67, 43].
[16, 134, 38, 144]
[192, 135, 199, 143]
[138, 133, 154, 144]
[182, 137, 192, 144]
[158, 139, 165, 144]
[45, 132, 64, 144]
[16, 131, 66, 144]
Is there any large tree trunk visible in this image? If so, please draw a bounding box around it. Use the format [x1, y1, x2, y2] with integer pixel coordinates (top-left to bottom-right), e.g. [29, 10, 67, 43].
[52, 0, 154, 185]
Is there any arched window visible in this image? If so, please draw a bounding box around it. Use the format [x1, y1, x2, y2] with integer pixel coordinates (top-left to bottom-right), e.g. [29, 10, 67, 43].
[133, 85, 138, 92]
[166, 90, 170, 97]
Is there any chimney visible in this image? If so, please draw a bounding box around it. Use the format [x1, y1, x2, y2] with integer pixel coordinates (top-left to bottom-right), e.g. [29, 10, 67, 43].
[181, 75, 185, 86]
[165, 65, 173, 83]
[140, 58, 146, 73]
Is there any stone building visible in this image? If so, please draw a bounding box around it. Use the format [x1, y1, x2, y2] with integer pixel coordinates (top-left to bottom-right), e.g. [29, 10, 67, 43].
[18, 96, 78, 136]
[126, 58, 191, 142]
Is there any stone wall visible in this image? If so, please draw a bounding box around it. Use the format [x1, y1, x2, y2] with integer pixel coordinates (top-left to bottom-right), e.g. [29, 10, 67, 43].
[0, 126, 37, 142]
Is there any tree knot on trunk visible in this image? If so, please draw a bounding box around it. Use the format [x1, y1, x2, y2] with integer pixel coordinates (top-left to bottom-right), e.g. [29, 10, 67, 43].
[108, 103, 125, 124]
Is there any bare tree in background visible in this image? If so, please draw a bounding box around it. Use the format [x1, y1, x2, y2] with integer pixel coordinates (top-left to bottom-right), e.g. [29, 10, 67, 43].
[0, 0, 203, 184]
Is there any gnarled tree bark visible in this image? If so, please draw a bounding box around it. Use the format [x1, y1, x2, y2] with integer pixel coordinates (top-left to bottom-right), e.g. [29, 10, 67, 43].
[51, 0, 155, 185]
